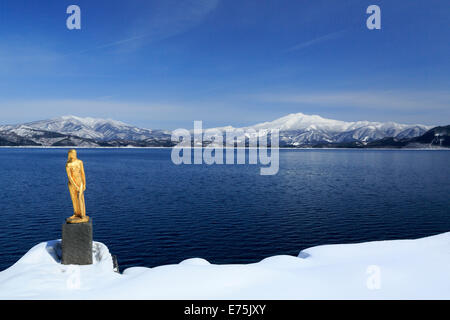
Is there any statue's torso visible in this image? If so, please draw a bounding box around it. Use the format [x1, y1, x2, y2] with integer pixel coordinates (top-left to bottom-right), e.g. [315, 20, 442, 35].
[67, 160, 83, 186]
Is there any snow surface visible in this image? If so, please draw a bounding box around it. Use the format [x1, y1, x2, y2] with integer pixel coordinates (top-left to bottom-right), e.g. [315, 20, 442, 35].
[1, 232, 449, 299]
[243, 113, 430, 132]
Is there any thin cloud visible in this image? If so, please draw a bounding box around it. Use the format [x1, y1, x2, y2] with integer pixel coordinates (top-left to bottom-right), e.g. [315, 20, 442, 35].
[285, 30, 347, 52]
[252, 90, 450, 111]
[0, 98, 248, 129]
[0, 99, 177, 126]
[70, 35, 151, 56]
[0, 98, 272, 129]
[71, 0, 220, 55]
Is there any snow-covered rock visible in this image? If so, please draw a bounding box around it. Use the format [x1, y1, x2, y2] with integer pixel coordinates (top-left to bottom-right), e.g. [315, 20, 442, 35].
[1, 232, 449, 299]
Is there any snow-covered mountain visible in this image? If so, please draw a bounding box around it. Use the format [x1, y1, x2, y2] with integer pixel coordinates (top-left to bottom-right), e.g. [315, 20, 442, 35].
[0, 113, 436, 147]
[0, 115, 172, 146]
[209, 113, 432, 146]
[12, 115, 171, 141]
[0, 126, 101, 147]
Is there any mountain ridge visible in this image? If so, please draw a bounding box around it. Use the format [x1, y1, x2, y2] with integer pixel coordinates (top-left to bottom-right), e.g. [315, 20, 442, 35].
[207, 112, 432, 147]
[0, 114, 446, 148]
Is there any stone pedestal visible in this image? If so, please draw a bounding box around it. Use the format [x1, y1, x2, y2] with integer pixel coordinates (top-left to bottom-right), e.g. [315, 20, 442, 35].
[61, 219, 93, 265]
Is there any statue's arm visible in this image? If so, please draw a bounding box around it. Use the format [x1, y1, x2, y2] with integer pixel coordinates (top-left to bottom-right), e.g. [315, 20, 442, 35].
[80, 161, 86, 190]
[66, 165, 79, 190]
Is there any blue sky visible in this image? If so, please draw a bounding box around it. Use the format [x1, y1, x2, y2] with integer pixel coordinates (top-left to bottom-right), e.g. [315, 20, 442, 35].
[0, 0, 448, 129]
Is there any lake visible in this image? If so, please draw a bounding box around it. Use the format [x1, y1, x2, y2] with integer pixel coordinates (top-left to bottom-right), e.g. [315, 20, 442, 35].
[0, 148, 449, 272]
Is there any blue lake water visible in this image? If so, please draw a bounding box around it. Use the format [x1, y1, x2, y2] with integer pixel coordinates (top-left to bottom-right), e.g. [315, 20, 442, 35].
[0, 148, 449, 272]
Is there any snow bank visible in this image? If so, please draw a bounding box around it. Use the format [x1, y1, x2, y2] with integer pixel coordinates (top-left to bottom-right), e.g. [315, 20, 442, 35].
[1, 232, 449, 299]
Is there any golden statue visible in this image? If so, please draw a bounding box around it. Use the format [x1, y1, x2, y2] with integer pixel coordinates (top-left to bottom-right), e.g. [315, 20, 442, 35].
[66, 149, 89, 223]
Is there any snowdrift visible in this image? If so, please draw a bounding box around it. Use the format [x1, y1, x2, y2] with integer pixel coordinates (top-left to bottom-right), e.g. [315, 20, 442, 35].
[1, 232, 449, 299]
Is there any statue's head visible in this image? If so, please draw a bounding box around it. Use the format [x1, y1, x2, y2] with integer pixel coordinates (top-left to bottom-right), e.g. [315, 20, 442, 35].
[68, 149, 77, 161]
